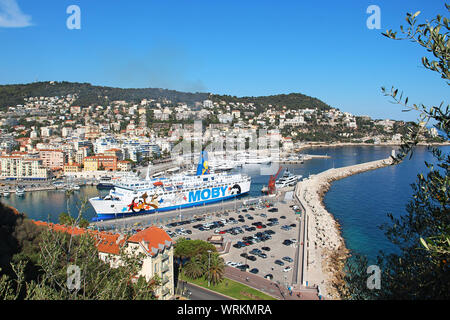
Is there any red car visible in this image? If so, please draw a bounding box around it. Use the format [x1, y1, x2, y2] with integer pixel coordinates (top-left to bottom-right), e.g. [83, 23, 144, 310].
[256, 225, 263, 229]
[219, 231, 226, 234]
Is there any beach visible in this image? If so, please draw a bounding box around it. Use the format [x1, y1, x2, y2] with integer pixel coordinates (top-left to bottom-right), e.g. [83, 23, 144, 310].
[295, 156, 395, 299]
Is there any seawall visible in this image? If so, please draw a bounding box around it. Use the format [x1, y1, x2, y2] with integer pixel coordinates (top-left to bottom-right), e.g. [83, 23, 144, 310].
[295, 156, 394, 299]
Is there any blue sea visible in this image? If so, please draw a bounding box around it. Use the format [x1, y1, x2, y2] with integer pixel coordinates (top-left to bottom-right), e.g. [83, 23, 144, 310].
[1, 145, 447, 262]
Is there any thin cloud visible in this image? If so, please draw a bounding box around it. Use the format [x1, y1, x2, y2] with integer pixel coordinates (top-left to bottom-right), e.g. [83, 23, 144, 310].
[0, 0, 33, 28]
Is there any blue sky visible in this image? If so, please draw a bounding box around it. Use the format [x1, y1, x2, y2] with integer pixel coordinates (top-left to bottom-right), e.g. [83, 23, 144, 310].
[0, 0, 448, 121]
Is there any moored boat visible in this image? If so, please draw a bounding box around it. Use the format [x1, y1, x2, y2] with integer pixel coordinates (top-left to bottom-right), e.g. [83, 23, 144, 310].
[89, 151, 251, 221]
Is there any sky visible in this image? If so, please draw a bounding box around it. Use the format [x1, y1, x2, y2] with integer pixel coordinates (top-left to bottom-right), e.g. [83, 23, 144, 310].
[0, 0, 448, 121]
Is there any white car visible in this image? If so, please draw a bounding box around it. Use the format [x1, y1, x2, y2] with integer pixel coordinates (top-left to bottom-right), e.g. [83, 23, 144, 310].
[226, 261, 234, 266]
[283, 266, 292, 272]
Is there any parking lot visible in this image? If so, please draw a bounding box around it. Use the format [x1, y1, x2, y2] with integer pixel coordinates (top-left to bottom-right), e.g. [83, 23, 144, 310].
[163, 199, 302, 287]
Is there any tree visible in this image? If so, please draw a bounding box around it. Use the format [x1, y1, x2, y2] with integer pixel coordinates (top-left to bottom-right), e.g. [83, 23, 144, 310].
[0, 200, 160, 300]
[183, 255, 204, 279]
[203, 252, 225, 286]
[338, 4, 449, 300]
[174, 238, 225, 285]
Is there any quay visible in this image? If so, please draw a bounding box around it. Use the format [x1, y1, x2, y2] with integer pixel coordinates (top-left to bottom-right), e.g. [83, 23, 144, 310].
[89, 195, 277, 232]
[276, 154, 331, 165]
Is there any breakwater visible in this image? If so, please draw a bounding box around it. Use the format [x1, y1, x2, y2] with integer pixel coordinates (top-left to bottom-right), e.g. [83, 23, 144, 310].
[295, 156, 394, 299]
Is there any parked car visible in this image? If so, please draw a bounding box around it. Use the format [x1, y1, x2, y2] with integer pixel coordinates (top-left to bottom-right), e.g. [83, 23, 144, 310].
[274, 260, 285, 266]
[290, 223, 297, 228]
[237, 264, 248, 271]
[283, 266, 292, 272]
[249, 268, 259, 274]
[265, 274, 274, 280]
[261, 246, 271, 251]
[280, 216, 286, 219]
[247, 255, 257, 261]
[268, 208, 278, 212]
[282, 239, 293, 246]
[282, 256, 293, 263]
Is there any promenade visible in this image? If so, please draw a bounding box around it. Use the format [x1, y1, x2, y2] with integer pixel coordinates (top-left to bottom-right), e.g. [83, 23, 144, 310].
[295, 155, 394, 299]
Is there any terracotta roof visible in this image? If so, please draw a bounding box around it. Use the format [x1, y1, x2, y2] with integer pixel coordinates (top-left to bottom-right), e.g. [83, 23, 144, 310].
[128, 227, 172, 256]
[32, 221, 125, 255]
[31, 221, 170, 257]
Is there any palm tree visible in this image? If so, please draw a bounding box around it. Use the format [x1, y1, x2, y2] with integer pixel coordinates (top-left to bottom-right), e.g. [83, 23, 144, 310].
[204, 253, 225, 286]
[183, 255, 204, 280]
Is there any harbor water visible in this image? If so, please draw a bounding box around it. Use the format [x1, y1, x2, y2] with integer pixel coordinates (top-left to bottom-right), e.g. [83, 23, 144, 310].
[1, 145, 446, 262]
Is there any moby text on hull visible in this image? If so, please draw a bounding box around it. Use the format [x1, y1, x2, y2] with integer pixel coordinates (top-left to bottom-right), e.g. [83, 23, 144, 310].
[89, 151, 251, 221]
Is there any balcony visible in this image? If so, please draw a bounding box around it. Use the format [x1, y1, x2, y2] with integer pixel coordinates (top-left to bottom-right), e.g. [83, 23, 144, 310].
[161, 287, 170, 296]
[161, 253, 169, 261]
[162, 276, 170, 285]
[161, 265, 170, 274]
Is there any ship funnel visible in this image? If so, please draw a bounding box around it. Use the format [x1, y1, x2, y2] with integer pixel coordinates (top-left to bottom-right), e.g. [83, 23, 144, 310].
[196, 151, 210, 176]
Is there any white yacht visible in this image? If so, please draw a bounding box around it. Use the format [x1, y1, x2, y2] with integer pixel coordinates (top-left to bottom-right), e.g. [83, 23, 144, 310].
[274, 169, 302, 188]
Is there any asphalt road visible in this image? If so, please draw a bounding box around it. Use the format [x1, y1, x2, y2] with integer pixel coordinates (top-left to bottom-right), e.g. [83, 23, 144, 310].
[183, 283, 232, 300]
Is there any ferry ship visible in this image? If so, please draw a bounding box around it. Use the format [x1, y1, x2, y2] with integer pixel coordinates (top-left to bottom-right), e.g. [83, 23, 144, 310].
[89, 151, 251, 221]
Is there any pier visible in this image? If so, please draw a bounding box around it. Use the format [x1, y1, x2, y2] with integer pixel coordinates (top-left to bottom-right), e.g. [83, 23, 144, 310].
[294, 155, 394, 299]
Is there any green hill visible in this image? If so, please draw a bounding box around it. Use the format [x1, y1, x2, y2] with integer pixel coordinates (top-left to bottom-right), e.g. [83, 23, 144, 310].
[0, 81, 332, 111]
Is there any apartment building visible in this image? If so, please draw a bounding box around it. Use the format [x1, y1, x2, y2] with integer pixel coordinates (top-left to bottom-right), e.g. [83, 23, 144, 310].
[38, 149, 66, 169]
[32, 222, 174, 300]
[84, 154, 118, 171]
[0, 155, 49, 180]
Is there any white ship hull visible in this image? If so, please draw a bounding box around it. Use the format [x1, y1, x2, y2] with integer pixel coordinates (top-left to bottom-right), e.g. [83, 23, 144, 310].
[89, 177, 251, 221]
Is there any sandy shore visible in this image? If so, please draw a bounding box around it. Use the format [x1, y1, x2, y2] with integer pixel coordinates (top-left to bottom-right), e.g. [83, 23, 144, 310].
[295, 156, 394, 299]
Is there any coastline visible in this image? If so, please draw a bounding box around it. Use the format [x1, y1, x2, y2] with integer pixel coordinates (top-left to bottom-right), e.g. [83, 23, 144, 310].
[295, 156, 395, 299]
[295, 141, 450, 152]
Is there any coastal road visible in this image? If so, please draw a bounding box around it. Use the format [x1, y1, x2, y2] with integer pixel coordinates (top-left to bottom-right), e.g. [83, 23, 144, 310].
[224, 266, 318, 300]
[182, 282, 233, 300]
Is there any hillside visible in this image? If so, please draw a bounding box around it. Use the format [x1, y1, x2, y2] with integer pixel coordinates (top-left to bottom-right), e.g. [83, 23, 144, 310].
[0, 81, 331, 111]
[0, 82, 209, 109]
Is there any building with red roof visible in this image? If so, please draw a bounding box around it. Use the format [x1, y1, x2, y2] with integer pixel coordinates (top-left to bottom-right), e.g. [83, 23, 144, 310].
[32, 221, 174, 300]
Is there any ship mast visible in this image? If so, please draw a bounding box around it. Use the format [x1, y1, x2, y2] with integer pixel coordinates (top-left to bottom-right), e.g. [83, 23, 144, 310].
[145, 163, 151, 181]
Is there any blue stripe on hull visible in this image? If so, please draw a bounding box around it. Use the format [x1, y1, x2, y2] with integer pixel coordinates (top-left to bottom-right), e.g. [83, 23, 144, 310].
[91, 192, 249, 222]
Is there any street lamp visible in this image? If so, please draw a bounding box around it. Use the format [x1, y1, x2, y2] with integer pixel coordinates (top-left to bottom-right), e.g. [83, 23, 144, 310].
[207, 250, 212, 287]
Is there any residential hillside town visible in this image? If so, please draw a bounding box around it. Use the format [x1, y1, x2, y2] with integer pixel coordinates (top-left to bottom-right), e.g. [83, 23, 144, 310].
[0, 82, 442, 181]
